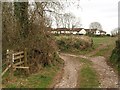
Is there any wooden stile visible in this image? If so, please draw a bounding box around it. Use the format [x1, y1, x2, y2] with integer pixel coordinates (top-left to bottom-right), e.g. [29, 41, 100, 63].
[2, 48, 29, 76]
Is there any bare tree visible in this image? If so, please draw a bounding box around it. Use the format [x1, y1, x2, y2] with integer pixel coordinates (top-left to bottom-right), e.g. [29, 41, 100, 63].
[71, 17, 81, 28]
[59, 13, 81, 28]
[89, 22, 103, 31]
[111, 28, 119, 36]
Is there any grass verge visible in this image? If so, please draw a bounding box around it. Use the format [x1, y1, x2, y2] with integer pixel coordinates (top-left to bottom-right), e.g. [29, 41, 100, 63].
[78, 58, 99, 88]
[3, 59, 64, 88]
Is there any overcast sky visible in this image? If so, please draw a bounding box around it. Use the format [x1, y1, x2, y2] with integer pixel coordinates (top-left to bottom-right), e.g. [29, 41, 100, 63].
[66, 0, 119, 34]
[7, 0, 119, 34]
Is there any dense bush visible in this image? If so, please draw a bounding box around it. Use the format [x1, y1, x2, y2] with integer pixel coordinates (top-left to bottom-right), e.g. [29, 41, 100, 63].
[110, 40, 120, 72]
[56, 35, 93, 52]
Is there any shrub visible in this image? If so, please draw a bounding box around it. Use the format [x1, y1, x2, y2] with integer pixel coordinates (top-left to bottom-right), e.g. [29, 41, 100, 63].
[56, 35, 93, 52]
[106, 34, 110, 36]
[110, 40, 120, 72]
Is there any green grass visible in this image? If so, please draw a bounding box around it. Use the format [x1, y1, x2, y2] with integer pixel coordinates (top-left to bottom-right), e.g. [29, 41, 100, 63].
[93, 46, 109, 56]
[78, 58, 99, 88]
[26, 66, 57, 88]
[92, 37, 117, 49]
[80, 66, 99, 88]
[4, 61, 63, 88]
[93, 45, 113, 57]
[5, 67, 56, 88]
[6, 84, 17, 88]
[79, 57, 93, 65]
[92, 37, 117, 57]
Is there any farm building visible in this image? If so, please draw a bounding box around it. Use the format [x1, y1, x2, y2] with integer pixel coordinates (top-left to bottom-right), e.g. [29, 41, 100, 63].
[51, 28, 106, 36]
[51, 28, 86, 35]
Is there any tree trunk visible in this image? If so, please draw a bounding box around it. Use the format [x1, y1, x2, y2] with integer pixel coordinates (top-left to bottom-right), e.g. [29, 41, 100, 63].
[14, 2, 29, 38]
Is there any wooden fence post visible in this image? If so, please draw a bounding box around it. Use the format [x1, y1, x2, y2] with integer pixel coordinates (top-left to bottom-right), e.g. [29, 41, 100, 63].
[6, 49, 10, 67]
[24, 48, 29, 75]
[10, 50, 14, 77]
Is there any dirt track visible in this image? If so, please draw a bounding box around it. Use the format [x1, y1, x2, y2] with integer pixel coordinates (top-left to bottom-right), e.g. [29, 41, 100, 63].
[54, 43, 119, 88]
[90, 56, 118, 88]
[54, 53, 81, 88]
[54, 53, 118, 88]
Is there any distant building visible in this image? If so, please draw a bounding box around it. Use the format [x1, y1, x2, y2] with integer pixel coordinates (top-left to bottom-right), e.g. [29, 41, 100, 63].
[84, 29, 106, 36]
[71, 28, 85, 35]
[79, 29, 87, 35]
[51, 28, 70, 34]
[100, 30, 106, 35]
[50, 28, 106, 36]
[51, 28, 86, 35]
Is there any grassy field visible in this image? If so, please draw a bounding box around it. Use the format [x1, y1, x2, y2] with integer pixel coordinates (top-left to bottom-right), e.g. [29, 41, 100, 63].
[92, 36, 116, 48]
[92, 36, 117, 57]
[78, 58, 99, 88]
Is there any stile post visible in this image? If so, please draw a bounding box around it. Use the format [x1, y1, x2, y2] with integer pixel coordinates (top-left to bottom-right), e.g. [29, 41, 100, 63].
[24, 48, 29, 75]
[6, 49, 10, 68]
[10, 50, 14, 77]
[24, 48, 27, 67]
